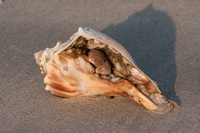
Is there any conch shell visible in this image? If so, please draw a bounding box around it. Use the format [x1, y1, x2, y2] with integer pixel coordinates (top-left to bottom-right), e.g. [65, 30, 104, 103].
[34, 27, 176, 114]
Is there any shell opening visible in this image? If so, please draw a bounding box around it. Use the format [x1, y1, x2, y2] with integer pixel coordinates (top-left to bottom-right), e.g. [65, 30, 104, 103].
[35, 31, 176, 114]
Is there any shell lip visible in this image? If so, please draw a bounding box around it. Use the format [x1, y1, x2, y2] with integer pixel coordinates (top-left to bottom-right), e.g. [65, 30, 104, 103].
[81, 27, 161, 93]
[55, 27, 161, 94]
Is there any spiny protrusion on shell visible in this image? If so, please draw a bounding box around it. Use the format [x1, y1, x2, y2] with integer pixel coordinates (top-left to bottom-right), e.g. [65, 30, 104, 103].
[34, 27, 176, 114]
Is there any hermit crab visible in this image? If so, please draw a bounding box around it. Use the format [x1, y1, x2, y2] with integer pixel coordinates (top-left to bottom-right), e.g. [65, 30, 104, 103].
[34, 27, 176, 114]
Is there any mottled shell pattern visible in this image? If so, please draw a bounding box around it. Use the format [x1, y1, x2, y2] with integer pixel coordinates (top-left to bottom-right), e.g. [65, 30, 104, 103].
[34, 27, 176, 114]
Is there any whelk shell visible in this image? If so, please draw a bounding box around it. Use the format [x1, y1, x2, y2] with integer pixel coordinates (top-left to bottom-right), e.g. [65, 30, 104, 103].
[34, 27, 176, 114]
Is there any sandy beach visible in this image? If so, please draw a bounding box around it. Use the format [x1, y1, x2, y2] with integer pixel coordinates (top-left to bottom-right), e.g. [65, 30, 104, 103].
[0, 0, 199, 132]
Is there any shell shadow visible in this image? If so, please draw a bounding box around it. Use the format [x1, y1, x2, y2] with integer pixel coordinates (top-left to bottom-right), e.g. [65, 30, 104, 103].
[102, 4, 181, 104]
